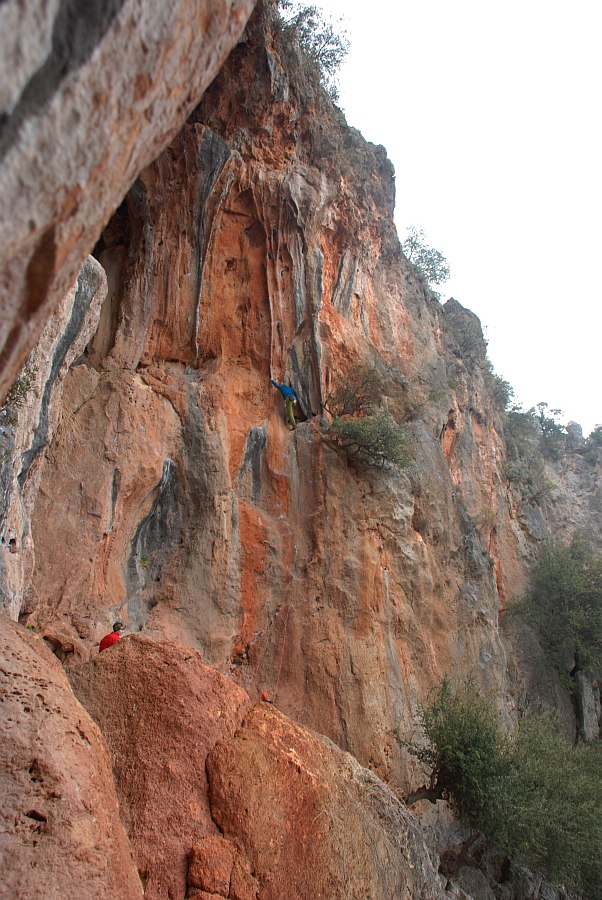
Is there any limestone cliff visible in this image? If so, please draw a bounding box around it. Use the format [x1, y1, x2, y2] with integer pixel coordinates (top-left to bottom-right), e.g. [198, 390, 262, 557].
[0, 0, 255, 402]
[1, 1, 600, 897]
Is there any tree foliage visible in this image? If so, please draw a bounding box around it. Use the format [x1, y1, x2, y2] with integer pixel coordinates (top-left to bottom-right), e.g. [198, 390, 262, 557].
[405, 679, 509, 834]
[407, 680, 602, 897]
[534, 401, 566, 460]
[587, 424, 602, 449]
[503, 403, 567, 503]
[401, 226, 450, 287]
[327, 410, 409, 468]
[483, 362, 514, 411]
[515, 539, 602, 680]
[277, 1, 350, 101]
[583, 423, 602, 461]
[497, 719, 602, 896]
[322, 366, 409, 469]
[323, 365, 383, 418]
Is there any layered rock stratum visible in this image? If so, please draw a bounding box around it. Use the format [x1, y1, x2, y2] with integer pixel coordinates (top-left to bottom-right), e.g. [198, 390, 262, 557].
[0, 1, 600, 897]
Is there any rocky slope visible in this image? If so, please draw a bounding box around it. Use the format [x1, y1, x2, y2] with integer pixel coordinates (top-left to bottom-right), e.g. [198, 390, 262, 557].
[68, 634, 448, 899]
[0, 1, 600, 897]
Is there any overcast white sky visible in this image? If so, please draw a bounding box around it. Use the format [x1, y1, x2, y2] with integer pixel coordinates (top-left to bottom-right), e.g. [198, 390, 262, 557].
[314, 0, 601, 435]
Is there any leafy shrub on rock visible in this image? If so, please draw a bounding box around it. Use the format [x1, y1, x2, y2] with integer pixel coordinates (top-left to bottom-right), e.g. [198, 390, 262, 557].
[401, 225, 450, 288]
[327, 410, 409, 469]
[405, 678, 510, 835]
[322, 366, 409, 469]
[514, 539, 602, 680]
[0, 364, 37, 426]
[276, 0, 349, 102]
[406, 679, 602, 897]
[497, 718, 602, 897]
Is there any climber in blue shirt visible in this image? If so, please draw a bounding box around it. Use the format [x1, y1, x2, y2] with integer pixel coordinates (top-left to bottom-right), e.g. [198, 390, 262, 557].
[271, 379, 297, 428]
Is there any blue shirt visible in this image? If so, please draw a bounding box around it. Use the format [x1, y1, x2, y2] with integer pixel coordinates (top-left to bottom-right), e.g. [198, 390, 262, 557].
[271, 380, 296, 399]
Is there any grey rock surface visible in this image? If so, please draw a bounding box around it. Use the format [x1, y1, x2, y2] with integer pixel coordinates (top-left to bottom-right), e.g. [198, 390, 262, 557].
[0, 0, 256, 403]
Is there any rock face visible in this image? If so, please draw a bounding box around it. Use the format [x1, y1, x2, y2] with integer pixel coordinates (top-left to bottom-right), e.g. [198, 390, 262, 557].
[20, 2, 511, 788]
[208, 702, 447, 899]
[69, 635, 252, 899]
[1, 1, 601, 897]
[0, 0, 256, 403]
[1, 256, 106, 623]
[9, 0, 599, 776]
[68, 634, 446, 900]
[0, 615, 142, 899]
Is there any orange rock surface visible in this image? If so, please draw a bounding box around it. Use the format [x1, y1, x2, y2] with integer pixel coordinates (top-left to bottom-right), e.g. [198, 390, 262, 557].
[12, 0, 598, 782]
[69, 635, 252, 899]
[0, 2, 600, 896]
[0, 616, 142, 898]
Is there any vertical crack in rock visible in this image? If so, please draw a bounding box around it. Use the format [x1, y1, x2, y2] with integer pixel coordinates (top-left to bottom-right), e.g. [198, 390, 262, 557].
[194, 129, 232, 357]
[238, 426, 267, 504]
[17, 258, 104, 488]
[126, 459, 180, 628]
[332, 250, 358, 319]
[107, 467, 121, 534]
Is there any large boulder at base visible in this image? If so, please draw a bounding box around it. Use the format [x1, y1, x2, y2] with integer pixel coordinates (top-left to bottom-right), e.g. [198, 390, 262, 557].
[0, 615, 142, 899]
[0, 0, 256, 403]
[69, 635, 252, 900]
[207, 702, 447, 899]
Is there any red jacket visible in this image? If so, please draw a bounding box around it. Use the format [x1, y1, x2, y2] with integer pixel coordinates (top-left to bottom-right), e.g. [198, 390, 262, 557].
[99, 631, 121, 652]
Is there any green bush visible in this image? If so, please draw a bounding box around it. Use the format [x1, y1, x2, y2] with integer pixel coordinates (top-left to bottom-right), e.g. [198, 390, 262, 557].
[405, 679, 510, 835]
[515, 540, 602, 679]
[322, 365, 409, 469]
[497, 719, 602, 897]
[534, 401, 566, 460]
[504, 402, 566, 462]
[482, 363, 514, 411]
[327, 410, 409, 469]
[584, 424, 602, 461]
[406, 680, 602, 897]
[323, 365, 383, 418]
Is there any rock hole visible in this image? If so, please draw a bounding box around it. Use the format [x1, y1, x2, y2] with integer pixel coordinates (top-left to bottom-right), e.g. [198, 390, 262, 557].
[25, 810, 47, 822]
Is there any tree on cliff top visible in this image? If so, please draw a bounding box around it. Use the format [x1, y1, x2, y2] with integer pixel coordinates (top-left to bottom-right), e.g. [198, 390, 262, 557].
[277, 0, 350, 101]
[401, 226, 450, 288]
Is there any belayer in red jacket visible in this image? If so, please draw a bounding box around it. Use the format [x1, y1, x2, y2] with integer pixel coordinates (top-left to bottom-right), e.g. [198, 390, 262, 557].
[99, 621, 124, 652]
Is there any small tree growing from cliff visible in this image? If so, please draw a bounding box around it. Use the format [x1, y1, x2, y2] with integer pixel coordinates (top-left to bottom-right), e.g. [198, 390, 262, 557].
[0, 364, 37, 427]
[277, 0, 350, 101]
[405, 679, 510, 835]
[322, 366, 409, 469]
[401, 226, 450, 288]
[326, 410, 409, 468]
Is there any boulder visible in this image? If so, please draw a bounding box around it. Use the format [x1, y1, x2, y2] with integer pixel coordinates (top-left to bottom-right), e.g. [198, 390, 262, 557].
[207, 702, 447, 898]
[69, 635, 252, 900]
[0, 615, 142, 898]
